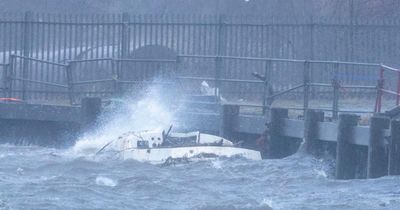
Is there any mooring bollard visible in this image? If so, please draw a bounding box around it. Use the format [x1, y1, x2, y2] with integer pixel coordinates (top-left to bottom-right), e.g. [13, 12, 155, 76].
[304, 109, 324, 155]
[335, 114, 359, 180]
[269, 108, 289, 159]
[81, 97, 102, 130]
[367, 115, 390, 178]
[389, 120, 400, 175]
[219, 104, 240, 139]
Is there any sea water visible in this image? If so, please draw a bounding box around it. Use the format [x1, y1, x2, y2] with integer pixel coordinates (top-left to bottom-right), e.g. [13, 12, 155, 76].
[1, 85, 400, 209]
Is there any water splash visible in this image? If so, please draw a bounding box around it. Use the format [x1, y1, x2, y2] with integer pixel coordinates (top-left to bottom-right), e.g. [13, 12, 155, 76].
[71, 84, 181, 157]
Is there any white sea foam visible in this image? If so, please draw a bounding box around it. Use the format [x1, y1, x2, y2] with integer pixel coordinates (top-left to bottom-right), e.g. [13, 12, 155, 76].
[314, 169, 328, 178]
[211, 159, 223, 169]
[260, 198, 275, 209]
[95, 176, 117, 187]
[16, 167, 24, 175]
[71, 84, 181, 157]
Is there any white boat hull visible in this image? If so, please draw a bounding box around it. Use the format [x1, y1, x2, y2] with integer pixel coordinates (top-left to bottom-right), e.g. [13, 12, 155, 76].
[120, 146, 262, 164]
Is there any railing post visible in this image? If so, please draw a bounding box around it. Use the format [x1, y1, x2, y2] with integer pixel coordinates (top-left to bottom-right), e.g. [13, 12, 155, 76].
[397, 72, 400, 106]
[214, 15, 226, 103]
[7, 55, 15, 98]
[335, 114, 359, 179]
[309, 16, 314, 60]
[174, 56, 180, 84]
[303, 61, 310, 117]
[367, 115, 390, 178]
[2, 64, 9, 98]
[374, 67, 384, 113]
[389, 120, 400, 175]
[111, 59, 120, 96]
[263, 60, 273, 115]
[332, 62, 340, 120]
[66, 62, 74, 105]
[214, 56, 222, 101]
[22, 11, 33, 101]
[119, 12, 130, 94]
[121, 13, 130, 59]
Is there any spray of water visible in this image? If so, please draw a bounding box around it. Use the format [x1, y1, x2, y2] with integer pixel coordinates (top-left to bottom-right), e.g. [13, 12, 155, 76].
[71, 83, 183, 157]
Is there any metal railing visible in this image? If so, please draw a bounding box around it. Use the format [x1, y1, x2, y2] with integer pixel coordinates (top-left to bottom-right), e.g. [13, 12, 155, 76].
[176, 55, 396, 118]
[376, 65, 400, 112]
[4, 55, 178, 104]
[2, 54, 399, 118]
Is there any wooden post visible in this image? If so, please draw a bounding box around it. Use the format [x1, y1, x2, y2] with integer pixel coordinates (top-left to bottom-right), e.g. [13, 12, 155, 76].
[304, 109, 324, 155]
[269, 108, 289, 159]
[335, 114, 359, 179]
[367, 115, 390, 178]
[389, 120, 400, 175]
[81, 97, 102, 130]
[219, 104, 239, 140]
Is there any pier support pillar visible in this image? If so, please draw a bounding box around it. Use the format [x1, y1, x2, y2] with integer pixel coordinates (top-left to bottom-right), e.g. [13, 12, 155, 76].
[269, 108, 289, 159]
[389, 120, 400, 175]
[219, 104, 239, 140]
[304, 109, 324, 156]
[81, 97, 102, 130]
[335, 114, 359, 179]
[368, 115, 390, 178]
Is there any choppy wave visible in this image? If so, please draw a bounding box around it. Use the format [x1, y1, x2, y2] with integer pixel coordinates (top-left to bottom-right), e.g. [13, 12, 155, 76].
[1, 84, 399, 209]
[0, 145, 400, 210]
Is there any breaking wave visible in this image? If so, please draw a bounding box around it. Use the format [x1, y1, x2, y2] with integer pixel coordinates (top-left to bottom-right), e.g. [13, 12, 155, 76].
[1, 144, 400, 209]
[71, 84, 180, 158]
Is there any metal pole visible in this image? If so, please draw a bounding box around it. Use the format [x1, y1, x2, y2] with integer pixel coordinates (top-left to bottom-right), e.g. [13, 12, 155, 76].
[374, 67, 384, 113]
[66, 62, 74, 105]
[349, 0, 354, 62]
[22, 11, 33, 101]
[215, 15, 226, 103]
[332, 62, 340, 120]
[111, 59, 119, 96]
[303, 61, 310, 117]
[215, 56, 222, 101]
[263, 61, 273, 115]
[309, 16, 314, 60]
[7, 55, 14, 98]
[396, 72, 400, 106]
[119, 12, 130, 95]
[2, 64, 9, 98]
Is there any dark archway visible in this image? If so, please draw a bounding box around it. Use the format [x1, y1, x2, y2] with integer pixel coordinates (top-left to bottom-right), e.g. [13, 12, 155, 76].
[121, 45, 177, 82]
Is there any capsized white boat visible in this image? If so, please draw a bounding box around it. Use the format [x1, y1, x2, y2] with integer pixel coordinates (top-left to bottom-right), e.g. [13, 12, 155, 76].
[99, 128, 262, 165]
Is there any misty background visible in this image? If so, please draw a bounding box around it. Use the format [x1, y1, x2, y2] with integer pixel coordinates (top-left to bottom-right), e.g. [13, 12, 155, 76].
[0, 0, 399, 112]
[0, 0, 399, 18]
